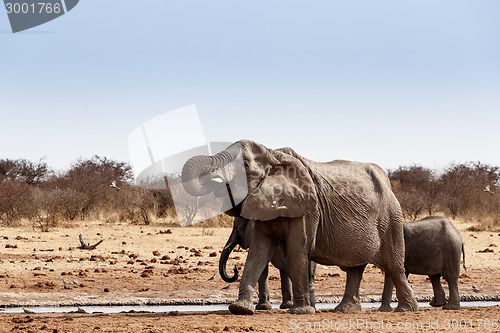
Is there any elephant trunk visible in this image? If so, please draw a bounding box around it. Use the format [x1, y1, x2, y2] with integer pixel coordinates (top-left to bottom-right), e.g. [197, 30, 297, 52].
[181, 143, 243, 196]
[219, 233, 240, 283]
[181, 155, 214, 196]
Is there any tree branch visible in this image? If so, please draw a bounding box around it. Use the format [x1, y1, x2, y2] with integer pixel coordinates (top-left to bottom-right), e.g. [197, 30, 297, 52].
[78, 234, 103, 250]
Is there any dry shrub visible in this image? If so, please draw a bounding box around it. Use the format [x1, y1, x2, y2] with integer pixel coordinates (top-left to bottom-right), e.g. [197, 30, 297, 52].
[193, 214, 233, 228]
[0, 180, 34, 225]
[4, 155, 498, 230]
[389, 162, 500, 229]
[389, 165, 437, 220]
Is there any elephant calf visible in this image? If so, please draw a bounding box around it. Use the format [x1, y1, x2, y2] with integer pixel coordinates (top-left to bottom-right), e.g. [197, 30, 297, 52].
[219, 217, 315, 310]
[380, 216, 465, 311]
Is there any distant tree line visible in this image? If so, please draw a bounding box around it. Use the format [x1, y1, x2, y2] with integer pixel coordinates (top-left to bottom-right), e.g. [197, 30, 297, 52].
[1, 157, 499, 230]
[0, 156, 175, 230]
[389, 162, 500, 227]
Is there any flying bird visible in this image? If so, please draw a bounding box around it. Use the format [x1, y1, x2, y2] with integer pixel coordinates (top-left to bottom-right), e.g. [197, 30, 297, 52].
[73, 279, 79, 285]
[221, 284, 230, 290]
[62, 279, 71, 285]
[109, 181, 120, 190]
[208, 273, 216, 281]
[162, 272, 169, 278]
[472, 284, 482, 293]
[23, 308, 35, 314]
[483, 185, 494, 194]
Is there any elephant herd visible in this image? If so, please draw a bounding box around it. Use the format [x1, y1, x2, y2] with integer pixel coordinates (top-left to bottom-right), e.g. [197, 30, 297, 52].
[181, 140, 465, 314]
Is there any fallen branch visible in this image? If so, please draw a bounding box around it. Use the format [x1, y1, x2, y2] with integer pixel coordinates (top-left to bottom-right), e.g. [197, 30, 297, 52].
[78, 234, 103, 250]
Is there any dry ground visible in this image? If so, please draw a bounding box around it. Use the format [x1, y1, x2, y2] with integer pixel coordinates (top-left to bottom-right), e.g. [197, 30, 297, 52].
[0, 219, 499, 332]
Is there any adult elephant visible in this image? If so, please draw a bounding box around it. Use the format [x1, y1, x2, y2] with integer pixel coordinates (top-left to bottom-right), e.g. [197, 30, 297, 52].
[220, 217, 316, 310]
[181, 140, 418, 314]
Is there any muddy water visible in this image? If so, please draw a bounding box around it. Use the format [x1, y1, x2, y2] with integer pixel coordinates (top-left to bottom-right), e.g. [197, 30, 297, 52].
[3, 301, 500, 314]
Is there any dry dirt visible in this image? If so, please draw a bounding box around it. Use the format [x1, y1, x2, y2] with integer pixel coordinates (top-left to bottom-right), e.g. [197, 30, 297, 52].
[0, 219, 499, 332]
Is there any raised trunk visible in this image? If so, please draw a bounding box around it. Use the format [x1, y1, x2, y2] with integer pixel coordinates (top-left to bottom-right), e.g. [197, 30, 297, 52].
[219, 236, 240, 283]
[181, 155, 214, 196]
[181, 143, 243, 196]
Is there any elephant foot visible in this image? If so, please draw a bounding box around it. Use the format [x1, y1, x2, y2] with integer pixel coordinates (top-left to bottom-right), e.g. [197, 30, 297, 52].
[288, 305, 315, 314]
[280, 301, 293, 309]
[334, 301, 361, 313]
[378, 304, 393, 312]
[442, 302, 460, 310]
[394, 301, 419, 312]
[229, 301, 254, 315]
[430, 297, 446, 307]
[255, 302, 272, 310]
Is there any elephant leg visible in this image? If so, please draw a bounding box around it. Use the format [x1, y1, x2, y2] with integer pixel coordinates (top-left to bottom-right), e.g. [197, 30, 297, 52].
[309, 262, 316, 308]
[334, 264, 366, 313]
[255, 265, 272, 310]
[385, 267, 418, 312]
[379, 272, 394, 312]
[286, 219, 315, 315]
[229, 228, 276, 315]
[443, 275, 460, 310]
[279, 269, 293, 309]
[429, 275, 447, 307]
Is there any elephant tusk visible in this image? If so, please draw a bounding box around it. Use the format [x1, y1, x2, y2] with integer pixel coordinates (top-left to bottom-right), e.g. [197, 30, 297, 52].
[271, 199, 287, 210]
[223, 242, 235, 251]
[211, 177, 225, 183]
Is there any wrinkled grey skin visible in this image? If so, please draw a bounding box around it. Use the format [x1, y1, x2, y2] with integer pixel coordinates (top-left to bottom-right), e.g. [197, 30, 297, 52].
[219, 217, 316, 310]
[182, 140, 418, 314]
[379, 216, 465, 311]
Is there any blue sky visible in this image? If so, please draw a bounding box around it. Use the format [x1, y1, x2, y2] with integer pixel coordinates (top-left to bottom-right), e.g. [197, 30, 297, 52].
[1, 0, 499, 174]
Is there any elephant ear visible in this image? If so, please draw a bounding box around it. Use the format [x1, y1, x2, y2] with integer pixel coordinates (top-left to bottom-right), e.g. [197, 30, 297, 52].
[241, 151, 318, 221]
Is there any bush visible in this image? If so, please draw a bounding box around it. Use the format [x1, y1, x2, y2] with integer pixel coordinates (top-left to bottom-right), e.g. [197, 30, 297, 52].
[438, 162, 499, 220]
[3, 155, 497, 229]
[388, 165, 437, 220]
[389, 162, 500, 228]
[0, 180, 34, 225]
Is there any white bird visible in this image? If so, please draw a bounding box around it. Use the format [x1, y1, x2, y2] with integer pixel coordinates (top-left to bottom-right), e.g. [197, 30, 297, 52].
[76, 307, 86, 313]
[483, 185, 494, 194]
[472, 284, 482, 293]
[109, 180, 120, 190]
[271, 198, 287, 210]
[62, 279, 71, 285]
[23, 308, 35, 314]
[72, 279, 79, 285]
[208, 273, 216, 281]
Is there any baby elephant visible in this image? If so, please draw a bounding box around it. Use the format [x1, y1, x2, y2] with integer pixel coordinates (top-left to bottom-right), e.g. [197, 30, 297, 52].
[219, 217, 315, 310]
[380, 216, 465, 311]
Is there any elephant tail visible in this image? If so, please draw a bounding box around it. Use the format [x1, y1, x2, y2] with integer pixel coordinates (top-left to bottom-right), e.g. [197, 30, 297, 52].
[462, 243, 466, 271]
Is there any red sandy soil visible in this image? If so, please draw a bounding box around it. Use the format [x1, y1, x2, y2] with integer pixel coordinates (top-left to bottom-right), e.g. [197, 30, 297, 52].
[0, 219, 499, 332]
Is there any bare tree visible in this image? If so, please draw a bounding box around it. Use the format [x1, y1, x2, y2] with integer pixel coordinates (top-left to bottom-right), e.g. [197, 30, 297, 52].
[0, 158, 50, 185]
[0, 180, 33, 225]
[388, 165, 437, 220]
[438, 162, 500, 219]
